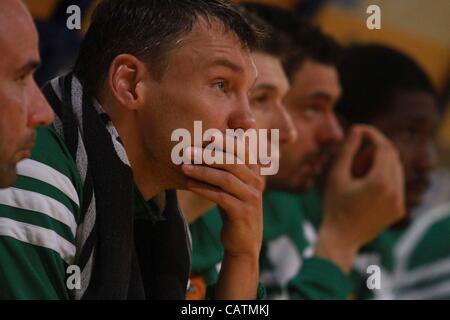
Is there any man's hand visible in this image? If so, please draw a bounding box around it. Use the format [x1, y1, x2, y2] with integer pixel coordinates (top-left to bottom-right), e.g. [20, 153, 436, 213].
[316, 125, 405, 273]
[181, 139, 264, 299]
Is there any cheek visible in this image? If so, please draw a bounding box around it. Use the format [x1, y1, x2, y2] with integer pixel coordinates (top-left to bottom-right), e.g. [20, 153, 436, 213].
[393, 142, 416, 178]
[280, 141, 302, 166]
[252, 109, 271, 130]
[189, 100, 229, 131]
[294, 120, 315, 148]
[0, 91, 27, 147]
[0, 113, 22, 163]
[167, 85, 229, 130]
[390, 138, 410, 165]
[404, 145, 427, 173]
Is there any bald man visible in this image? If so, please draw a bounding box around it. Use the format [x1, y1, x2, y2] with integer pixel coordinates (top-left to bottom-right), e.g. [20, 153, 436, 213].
[0, 0, 54, 188]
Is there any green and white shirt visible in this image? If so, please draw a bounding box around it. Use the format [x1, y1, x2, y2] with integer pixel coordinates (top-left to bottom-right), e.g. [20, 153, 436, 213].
[0, 125, 170, 299]
[353, 202, 450, 300]
[0, 126, 83, 299]
[189, 191, 353, 300]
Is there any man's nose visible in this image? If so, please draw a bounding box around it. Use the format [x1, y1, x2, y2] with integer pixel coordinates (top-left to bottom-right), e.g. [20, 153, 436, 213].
[228, 97, 257, 131]
[317, 112, 344, 145]
[276, 103, 298, 146]
[28, 81, 54, 128]
[416, 141, 438, 174]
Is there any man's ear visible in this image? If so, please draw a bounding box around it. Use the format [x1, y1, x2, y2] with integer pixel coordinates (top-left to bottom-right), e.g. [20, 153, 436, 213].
[108, 54, 148, 111]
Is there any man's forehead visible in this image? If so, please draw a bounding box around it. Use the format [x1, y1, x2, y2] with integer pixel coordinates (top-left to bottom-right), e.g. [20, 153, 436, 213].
[179, 18, 255, 71]
[0, 1, 39, 69]
[388, 91, 439, 121]
[0, 0, 36, 34]
[371, 92, 439, 135]
[291, 64, 341, 101]
[252, 53, 289, 93]
[184, 17, 242, 46]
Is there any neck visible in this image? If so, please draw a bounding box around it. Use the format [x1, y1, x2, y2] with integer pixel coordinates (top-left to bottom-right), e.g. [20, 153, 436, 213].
[127, 147, 167, 200]
[98, 95, 169, 201]
[177, 190, 216, 224]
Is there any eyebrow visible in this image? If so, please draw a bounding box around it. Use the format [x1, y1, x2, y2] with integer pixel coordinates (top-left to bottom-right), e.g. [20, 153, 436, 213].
[209, 58, 244, 74]
[306, 91, 333, 101]
[400, 113, 440, 125]
[15, 60, 40, 75]
[253, 83, 277, 91]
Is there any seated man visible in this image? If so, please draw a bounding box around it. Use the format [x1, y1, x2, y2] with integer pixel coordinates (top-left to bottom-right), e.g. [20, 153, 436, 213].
[0, 0, 54, 189]
[185, 3, 405, 300]
[272, 43, 440, 299]
[178, 6, 299, 298]
[0, 0, 265, 299]
[333, 44, 442, 299]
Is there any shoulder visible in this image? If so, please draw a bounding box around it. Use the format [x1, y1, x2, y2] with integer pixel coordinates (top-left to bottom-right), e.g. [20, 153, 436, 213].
[0, 125, 83, 264]
[402, 202, 450, 269]
[263, 191, 305, 233]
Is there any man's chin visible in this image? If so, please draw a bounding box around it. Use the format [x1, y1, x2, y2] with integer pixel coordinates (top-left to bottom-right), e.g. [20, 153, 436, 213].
[406, 190, 425, 211]
[0, 165, 18, 188]
[172, 165, 191, 191]
[295, 177, 316, 194]
[266, 175, 315, 195]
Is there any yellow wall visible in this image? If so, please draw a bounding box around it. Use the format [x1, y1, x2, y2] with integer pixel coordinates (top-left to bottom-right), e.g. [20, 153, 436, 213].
[234, 0, 298, 10]
[24, 0, 59, 20]
[314, 4, 450, 92]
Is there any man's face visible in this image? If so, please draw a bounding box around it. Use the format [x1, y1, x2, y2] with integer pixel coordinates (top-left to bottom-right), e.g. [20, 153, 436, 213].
[248, 52, 297, 172]
[0, 0, 54, 188]
[138, 19, 258, 188]
[371, 91, 439, 212]
[267, 59, 343, 193]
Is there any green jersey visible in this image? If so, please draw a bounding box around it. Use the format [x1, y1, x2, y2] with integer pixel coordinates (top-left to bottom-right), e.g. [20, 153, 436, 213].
[0, 126, 83, 299]
[266, 190, 450, 300]
[0, 126, 168, 299]
[353, 203, 450, 299]
[189, 191, 352, 300]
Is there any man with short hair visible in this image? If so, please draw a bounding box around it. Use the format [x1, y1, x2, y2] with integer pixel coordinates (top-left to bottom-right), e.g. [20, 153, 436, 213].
[178, 7, 298, 298]
[266, 43, 440, 299]
[0, 0, 264, 299]
[0, 0, 54, 188]
[334, 44, 441, 299]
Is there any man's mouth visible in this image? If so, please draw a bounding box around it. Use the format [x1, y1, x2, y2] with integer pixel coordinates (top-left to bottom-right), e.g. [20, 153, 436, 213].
[21, 149, 31, 158]
[15, 134, 36, 162]
[303, 153, 330, 176]
[15, 148, 32, 161]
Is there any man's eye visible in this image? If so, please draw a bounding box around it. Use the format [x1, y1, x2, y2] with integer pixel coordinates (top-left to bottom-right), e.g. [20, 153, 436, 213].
[306, 104, 320, 112]
[254, 94, 268, 104]
[404, 127, 424, 139]
[17, 74, 27, 82]
[213, 80, 227, 93]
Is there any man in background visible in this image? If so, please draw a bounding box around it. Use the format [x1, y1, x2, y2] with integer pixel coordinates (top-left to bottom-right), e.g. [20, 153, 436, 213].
[178, 7, 298, 298]
[334, 44, 440, 299]
[0, 0, 54, 188]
